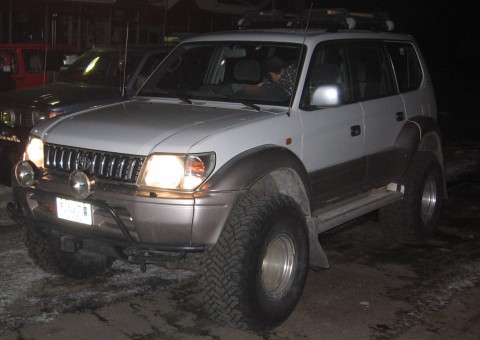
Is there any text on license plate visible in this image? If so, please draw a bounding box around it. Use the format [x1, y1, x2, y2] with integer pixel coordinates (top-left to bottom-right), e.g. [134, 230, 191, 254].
[56, 197, 92, 225]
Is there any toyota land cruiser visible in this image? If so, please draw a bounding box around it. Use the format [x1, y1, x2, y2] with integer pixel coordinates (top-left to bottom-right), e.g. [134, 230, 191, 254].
[8, 9, 445, 331]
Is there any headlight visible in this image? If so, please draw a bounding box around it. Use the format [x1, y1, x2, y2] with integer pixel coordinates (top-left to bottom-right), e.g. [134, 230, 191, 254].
[24, 137, 44, 169]
[138, 153, 215, 190]
[1, 108, 15, 126]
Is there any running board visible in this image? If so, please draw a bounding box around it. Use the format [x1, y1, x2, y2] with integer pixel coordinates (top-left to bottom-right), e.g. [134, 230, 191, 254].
[311, 184, 404, 235]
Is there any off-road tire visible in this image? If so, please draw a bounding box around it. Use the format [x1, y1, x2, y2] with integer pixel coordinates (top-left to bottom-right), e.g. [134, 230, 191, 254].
[200, 191, 309, 330]
[24, 227, 114, 278]
[379, 151, 444, 245]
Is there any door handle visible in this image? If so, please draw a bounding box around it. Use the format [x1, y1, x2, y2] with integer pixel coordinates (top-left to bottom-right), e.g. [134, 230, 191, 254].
[350, 125, 361, 137]
[396, 111, 405, 121]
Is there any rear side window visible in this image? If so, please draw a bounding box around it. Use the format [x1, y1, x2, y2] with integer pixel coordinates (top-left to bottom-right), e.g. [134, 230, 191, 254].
[349, 42, 395, 101]
[23, 50, 45, 73]
[386, 42, 422, 92]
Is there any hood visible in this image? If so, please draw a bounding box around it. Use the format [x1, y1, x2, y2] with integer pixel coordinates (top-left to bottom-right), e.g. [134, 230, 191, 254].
[0, 83, 121, 111]
[36, 99, 279, 156]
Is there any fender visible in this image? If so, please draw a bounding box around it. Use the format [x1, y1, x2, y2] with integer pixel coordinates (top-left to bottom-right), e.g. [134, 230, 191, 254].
[393, 116, 443, 174]
[197, 145, 329, 267]
[201, 145, 312, 201]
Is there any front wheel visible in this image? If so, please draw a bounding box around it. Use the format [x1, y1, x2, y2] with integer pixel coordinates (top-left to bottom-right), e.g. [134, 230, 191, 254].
[380, 151, 444, 245]
[200, 191, 309, 330]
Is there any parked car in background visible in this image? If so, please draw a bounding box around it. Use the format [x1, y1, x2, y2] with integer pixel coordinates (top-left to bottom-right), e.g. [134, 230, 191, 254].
[0, 43, 80, 91]
[0, 45, 172, 185]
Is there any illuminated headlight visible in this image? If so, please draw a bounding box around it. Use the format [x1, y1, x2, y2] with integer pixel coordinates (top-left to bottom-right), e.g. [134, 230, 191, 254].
[1, 108, 15, 126]
[23, 137, 44, 169]
[138, 153, 215, 190]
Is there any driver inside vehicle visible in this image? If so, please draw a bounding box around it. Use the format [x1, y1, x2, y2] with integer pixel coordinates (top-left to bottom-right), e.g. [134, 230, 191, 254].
[260, 56, 297, 95]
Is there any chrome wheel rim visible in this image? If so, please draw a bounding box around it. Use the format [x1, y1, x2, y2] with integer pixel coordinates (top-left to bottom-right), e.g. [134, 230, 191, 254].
[261, 233, 295, 299]
[421, 175, 437, 222]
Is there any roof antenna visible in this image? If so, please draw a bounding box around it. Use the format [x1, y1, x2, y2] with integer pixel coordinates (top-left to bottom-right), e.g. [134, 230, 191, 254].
[287, 2, 313, 117]
[121, 21, 129, 99]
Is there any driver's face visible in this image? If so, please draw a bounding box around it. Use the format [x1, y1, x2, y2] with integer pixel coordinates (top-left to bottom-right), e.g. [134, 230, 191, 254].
[269, 68, 285, 83]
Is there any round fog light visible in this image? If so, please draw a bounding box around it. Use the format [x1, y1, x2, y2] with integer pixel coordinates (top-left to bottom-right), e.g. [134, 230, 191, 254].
[15, 161, 35, 187]
[69, 170, 95, 199]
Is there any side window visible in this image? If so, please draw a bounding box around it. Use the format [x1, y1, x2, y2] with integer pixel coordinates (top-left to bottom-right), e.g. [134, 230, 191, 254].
[23, 50, 45, 73]
[0, 51, 19, 74]
[301, 42, 349, 109]
[134, 52, 169, 90]
[386, 43, 422, 92]
[349, 42, 395, 101]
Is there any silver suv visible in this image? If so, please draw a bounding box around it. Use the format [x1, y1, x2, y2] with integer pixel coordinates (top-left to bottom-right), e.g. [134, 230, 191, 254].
[8, 10, 445, 331]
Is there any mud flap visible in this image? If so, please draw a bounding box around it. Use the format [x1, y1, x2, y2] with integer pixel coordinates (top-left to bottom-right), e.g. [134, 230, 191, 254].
[307, 217, 329, 268]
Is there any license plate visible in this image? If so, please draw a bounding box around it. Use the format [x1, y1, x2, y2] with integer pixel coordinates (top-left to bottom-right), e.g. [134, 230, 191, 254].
[56, 197, 92, 225]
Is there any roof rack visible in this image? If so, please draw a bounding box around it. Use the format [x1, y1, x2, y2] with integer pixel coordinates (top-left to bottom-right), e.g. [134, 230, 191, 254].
[237, 10, 303, 30]
[237, 8, 395, 32]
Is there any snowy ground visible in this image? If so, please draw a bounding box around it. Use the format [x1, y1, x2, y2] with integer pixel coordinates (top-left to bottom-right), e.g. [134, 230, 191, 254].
[0, 184, 197, 333]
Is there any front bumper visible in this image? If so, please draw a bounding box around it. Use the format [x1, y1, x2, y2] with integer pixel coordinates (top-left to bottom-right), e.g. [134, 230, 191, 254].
[10, 171, 242, 253]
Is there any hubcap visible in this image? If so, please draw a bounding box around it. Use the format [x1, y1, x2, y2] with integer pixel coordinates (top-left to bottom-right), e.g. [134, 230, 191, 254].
[261, 233, 295, 299]
[421, 175, 437, 222]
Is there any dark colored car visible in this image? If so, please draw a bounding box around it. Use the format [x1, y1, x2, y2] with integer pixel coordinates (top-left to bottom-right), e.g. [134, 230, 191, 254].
[0, 45, 172, 185]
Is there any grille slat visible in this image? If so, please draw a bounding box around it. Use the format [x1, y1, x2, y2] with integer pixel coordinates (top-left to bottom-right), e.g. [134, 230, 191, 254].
[44, 144, 145, 183]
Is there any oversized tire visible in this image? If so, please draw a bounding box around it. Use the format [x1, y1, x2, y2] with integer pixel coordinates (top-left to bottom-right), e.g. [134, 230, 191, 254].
[379, 151, 444, 245]
[24, 227, 114, 278]
[200, 191, 309, 330]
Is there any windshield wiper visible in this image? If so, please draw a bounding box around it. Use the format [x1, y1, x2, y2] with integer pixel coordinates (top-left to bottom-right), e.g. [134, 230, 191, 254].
[140, 88, 192, 104]
[212, 91, 260, 111]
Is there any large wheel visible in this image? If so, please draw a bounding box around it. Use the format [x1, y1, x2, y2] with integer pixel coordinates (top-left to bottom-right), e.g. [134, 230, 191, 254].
[24, 227, 114, 278]
[379, 151, 444, 245]
[200, 191, 309, 330]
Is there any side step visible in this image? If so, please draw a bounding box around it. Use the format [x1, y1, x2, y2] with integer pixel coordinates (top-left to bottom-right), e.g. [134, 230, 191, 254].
[307, 184, 404, 268]
[311, 184, 404, 235]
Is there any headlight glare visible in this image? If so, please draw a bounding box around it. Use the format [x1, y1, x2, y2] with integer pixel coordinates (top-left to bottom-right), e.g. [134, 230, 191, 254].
[143, 155, 185, 189]
[24, 137, 44, 169]
[1, 108, 15, 126]
[139, 153, 215, 190]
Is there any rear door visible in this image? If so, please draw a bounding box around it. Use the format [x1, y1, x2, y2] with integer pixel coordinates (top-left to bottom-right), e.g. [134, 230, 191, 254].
[349, 41, 406, 187]
[12, 48, 47, 89]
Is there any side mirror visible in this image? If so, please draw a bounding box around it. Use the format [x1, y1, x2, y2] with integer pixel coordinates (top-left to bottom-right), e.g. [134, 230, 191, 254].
[310, 84, 342, 107]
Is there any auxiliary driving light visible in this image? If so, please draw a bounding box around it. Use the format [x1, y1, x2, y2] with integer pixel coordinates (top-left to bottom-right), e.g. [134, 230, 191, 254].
[69, 170, 96, 199]
[15, 161, 39, 187]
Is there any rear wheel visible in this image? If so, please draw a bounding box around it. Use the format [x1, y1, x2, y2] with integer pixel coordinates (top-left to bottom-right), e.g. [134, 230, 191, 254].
[200, 191, 309, 330]
[380, 151, 444, 244]
[24, 227, 114, 278]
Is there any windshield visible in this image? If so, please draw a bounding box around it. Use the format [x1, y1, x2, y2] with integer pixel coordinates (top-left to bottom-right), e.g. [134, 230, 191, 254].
[138, 41, 303, 106]
[57, 49, 141, 87]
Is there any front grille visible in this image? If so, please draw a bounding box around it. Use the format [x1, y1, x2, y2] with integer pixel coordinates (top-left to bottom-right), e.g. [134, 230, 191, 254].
[44, 144, 146, 183]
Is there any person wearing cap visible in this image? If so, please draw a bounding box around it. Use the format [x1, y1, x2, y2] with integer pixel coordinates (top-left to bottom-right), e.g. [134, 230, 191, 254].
[261, 56, 297, 95]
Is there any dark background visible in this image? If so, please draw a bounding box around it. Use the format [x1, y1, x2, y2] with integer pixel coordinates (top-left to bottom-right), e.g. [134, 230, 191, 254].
[1, 0, 479, 142]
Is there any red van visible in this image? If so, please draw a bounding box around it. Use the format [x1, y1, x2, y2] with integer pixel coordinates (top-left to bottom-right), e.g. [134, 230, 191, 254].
[0, 44, 79, 90]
